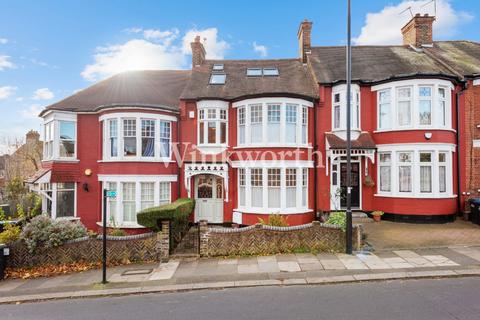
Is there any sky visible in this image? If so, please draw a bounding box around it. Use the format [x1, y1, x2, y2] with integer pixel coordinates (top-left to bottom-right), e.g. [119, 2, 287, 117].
[0, 0, 478, 154]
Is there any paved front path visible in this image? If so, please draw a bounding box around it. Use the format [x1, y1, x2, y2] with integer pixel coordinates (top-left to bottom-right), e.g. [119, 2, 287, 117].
[363, 220, 480, 250]
[1, 245, 480, 303]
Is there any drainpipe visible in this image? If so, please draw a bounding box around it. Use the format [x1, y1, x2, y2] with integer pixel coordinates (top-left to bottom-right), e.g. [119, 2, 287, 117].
[456, 83, 466, 217]
[176, 113, 181, 199]
[313, 96, 318, 219]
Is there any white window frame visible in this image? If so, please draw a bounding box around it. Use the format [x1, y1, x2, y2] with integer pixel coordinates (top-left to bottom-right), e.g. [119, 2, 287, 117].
[375, 144, 455, 198]
[197, 100, 229, 151]
[42, 111, 78, 161]
[233, 97, 313, 148]
[331, 84, 360, 132]
[100, 112, 176, 162]
[98, 174, 177, 228]
[232, 160, 313, 214]
[39, 182, 77, 220]
[372, 79, 454, 132]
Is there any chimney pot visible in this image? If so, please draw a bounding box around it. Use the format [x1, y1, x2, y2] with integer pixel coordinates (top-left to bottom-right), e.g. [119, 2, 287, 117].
[401, 14, 435, 47]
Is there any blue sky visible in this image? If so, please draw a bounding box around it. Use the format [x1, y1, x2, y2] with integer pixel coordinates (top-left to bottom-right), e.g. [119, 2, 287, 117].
[0, 0, 478, 153]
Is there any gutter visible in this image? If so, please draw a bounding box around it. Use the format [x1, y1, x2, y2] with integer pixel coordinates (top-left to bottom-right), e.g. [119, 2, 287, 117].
[456, 82, 467, 216]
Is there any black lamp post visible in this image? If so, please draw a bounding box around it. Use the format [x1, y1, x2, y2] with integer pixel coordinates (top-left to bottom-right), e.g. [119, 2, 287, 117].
[345, 0, 353, 254]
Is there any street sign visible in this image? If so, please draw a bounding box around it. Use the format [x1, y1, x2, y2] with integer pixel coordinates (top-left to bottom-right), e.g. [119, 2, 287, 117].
[106, 190, 117, 198]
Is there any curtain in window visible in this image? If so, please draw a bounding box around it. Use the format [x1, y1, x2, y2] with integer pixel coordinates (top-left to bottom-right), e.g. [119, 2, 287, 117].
[122, 182, 136, 222]
[160, 121, 170, 157]
[286, 168, 296, 208]
[420, 166, 432, 193]
[140, 182, 155, 210]
[286, 105, 297, 143]
[107, 182, 117, 222]
[267, 168, 280, 208]
[56, 183, 75, 218]
[439, 166, 446, 192]
[398, 166, 411, 192]
[251, 169, 263, 207]
[159, 182, 171, 205]
[109, 120, 118, 157]
[380, 166, 391, 192]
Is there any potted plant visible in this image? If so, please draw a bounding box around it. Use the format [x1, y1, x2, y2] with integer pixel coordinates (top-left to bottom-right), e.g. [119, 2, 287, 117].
[371, 210, 384, 222]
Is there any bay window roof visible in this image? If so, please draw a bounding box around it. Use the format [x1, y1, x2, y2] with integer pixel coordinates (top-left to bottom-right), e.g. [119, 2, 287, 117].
[325, 132, 376, 150]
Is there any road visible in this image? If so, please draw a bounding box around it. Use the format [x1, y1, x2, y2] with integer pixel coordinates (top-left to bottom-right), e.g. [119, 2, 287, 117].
[1, 277, 480, 320]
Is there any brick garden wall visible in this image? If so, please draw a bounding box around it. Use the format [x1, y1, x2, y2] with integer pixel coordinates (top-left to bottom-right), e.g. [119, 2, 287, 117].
[7, 233, 160, 268]
[199, 221, 362, 257]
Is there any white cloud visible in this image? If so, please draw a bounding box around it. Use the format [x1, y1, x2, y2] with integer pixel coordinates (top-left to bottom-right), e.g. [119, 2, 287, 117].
[253, 42, 268, 57]
[354, 0, 474, 45]
[0, 86, 17, 99]
[33, 88, 54, 100]
[0, 55, 15, 71]
[182, 28, 229, 59]
[20, 104, 43, 119]
[0, 38, 7, 44]
[82, 27, 229, 81]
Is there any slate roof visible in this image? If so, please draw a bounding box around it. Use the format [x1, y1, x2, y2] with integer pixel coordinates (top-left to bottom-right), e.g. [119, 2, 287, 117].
[326, 132, 376, 150]
[180, 59, 318, 100]
[40, 70, 191, 116]
[309, 41, 480, 85]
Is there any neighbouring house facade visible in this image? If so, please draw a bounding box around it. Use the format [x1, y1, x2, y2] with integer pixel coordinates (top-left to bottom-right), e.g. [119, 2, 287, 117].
[29, 15, 480, 232]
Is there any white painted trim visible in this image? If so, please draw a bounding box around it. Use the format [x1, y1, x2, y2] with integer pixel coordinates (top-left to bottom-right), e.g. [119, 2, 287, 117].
[376, 143, 455, 151]
[98, 174, 177, 182]
[196, 101, 229, 152]
[374, 194, 457, 199]
[235, 208, 313, 215]
[99, 112, 177, 122]
[331, 84, 361, 132]
[42, 112, 78, 161]
[232, 97, 313, 108]
[231, 160, 314, 168]
[473, 79, 480, 86]
[197, 100, 229, 109]
[372, 79, 454, 92]
[473, 140, 480, 148]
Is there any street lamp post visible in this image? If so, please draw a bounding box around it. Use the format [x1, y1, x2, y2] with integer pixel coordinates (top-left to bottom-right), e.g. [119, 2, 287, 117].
[345, 0, 353, 254]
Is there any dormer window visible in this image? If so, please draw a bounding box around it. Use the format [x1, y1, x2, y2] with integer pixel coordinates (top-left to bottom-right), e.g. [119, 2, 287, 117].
[209, 73, 226, 84]
[246, 68, 262, 76]
[212, 64, 224, 71]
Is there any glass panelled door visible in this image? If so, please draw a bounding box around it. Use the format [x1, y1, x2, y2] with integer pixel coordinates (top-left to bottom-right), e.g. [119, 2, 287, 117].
[194, 175, 224, 223]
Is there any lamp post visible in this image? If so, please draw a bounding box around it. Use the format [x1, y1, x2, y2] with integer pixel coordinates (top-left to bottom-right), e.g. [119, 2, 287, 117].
[345, 0, 353, 254]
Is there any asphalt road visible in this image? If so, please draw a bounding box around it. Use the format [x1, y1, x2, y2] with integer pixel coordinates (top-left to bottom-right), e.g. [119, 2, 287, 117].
[2, 277, 480, 320]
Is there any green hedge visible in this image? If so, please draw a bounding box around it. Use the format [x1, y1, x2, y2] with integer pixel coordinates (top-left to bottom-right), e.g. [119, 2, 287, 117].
[136, 198, 195, 232]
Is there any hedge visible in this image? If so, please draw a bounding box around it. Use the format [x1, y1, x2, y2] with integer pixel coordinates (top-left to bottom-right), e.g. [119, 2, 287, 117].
[136, 198, 195, 232]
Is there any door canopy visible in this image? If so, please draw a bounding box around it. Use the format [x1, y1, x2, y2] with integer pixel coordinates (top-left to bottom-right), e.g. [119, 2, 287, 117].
[184, 163, 229, 201]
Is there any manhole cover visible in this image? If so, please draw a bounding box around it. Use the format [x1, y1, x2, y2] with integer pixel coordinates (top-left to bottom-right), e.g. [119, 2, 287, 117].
[122, 269, 153, 276]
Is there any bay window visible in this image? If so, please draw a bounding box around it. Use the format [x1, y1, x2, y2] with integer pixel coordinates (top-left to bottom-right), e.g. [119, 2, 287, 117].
[100, 175, 175, 227]
[374, 80, 452, 131]
[101, 113, 174, 161]
[234, 98, 312, 147]
[39, 182, 76, 219]
[198, 104, 228, 146]
[42, 112, 77, 160]
[376, 146, 453, 198]
[235, 165, 311, 213]
[331, 85, 360, 131]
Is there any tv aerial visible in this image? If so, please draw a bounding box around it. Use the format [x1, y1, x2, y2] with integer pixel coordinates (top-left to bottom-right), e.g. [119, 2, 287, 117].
[399, 6, 414, 18]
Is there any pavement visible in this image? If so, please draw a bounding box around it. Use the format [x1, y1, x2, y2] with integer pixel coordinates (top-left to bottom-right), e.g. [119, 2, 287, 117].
[362, 219, 480, 250]
[3, 277, 480, 320]
[1, 245, 480, 304]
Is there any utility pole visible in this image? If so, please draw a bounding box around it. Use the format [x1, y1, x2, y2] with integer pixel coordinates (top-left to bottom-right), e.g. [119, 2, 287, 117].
[346, 0, 353, 254]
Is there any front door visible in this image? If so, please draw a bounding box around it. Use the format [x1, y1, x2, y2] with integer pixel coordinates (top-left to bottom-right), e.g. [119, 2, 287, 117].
[340, 162, 360, 208]
[194, 175, 224, 223]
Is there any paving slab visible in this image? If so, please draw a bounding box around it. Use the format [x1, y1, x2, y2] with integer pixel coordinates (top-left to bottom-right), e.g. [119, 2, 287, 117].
[383, 257, 415, 269]
[423, 255, 459, 267]
[356, 253, 391, 270]
[299, 263, 323, 271]
[258, 261, 280, 273]
[337, 254, 369, 270]
[295, 253, 319, 264]
[217, 258, 238, 265]
[238, 264, 259, 274]
[278, 261, 301, 272]
[148, 261, 179, 280]
[319, 259, 346, 270]
[450, 247, 480, 262]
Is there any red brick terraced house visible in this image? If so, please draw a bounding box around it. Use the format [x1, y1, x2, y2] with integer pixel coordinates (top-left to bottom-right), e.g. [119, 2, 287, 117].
[29, 15, 480, 232]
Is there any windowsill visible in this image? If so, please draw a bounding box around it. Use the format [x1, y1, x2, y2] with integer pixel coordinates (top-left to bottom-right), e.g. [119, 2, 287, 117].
[233, 144, 312, 149]
[197, 145, 228, 154]
[98, 158, 174, 163]
[42, 158, 80, 163]
[234, 207, 313, 215]
[96, 222, 146, 229]
[374, 193, 457, 199]
[373, 128, 456, 133]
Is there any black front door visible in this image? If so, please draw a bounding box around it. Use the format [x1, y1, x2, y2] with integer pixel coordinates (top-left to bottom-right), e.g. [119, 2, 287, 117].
[340, 162, 360, 208]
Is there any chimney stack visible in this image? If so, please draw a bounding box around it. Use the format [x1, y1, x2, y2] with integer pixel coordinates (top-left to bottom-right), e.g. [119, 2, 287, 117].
[401, 13, 435, 47]
[26, 130, 40, 144]
[191, 35, 206, 67]
[297, 20, 312, 63]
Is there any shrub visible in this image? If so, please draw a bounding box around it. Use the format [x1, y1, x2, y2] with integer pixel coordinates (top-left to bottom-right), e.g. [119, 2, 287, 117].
[0, 223, 21, 244]
[371, 210, 384, 216]
[326, 211, 346, 231]
[258, 214, 289, 227]
[109, 229, 127, 237]
[20, 215, 88, 253]
[137, 198, 195, 232]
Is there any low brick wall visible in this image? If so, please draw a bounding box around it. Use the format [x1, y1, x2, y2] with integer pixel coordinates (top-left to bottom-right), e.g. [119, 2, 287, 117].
[199, 221, 362, 257]
[7, 233, 159, 268]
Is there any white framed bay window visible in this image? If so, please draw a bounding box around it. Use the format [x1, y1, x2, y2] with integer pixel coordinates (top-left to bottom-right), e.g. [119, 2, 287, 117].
[233, 97, 312, 147]
[331, 84, 361, 131]
[197, 100, 228, 150]
[376, 144, 455, 198]
[42, 111, 77, 161]
[100, 112, 175, 162]
[233, 160, 312, 214]
[373, 79, 453, 131]
[99, 175, 177, 227]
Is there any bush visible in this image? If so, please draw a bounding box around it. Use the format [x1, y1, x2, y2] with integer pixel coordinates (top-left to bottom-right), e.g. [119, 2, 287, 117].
[258, 214, 289, 227]
[137, 198, 195, 232]
[326, 211, 346, 231]
[108, 229, 127, 237]
[20, 215, 88, 253]
[0, 223, 21, 244]
[371, 210, 384, 216]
